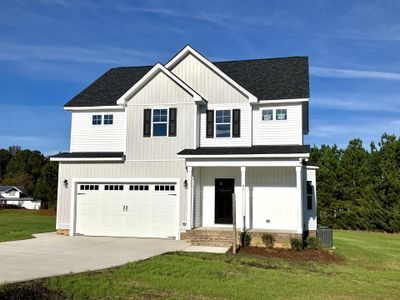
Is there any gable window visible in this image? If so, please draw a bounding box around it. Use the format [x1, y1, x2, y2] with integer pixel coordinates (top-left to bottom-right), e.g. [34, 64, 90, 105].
[152, 109, 168, 136]
[307, 181, 313, 210]
[104, 114, 113, 125]
[92, 115, 102, 125]
[276, 109, 287, 120]
[215, 110, 231, 137]
[262, 109, 273, 121]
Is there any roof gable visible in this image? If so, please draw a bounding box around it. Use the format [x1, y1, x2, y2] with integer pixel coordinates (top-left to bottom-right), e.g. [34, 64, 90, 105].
[64, 48, 309, 107]
[116, 63, 203, 105]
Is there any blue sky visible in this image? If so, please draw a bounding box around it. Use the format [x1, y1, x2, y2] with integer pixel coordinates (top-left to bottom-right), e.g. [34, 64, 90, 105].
[0, 0, 399, 154]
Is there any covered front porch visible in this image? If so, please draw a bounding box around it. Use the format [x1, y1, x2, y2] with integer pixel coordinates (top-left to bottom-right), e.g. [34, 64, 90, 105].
[182, 158, 308, 245]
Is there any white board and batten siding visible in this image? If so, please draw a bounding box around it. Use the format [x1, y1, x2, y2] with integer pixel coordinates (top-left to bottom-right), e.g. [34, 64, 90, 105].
[170, 53, 249, 105]
[304, 167, 317, 231]
[252, 103, 303, 145]
[70, 110, 126, 152]
[126, 71, 197, 161]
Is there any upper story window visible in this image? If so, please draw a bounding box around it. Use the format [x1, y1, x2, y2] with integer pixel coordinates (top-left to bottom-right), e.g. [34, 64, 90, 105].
[152, 109, 168, 136]
[92, 115, 102, 125]
[262, 109, 273, 121]
[215, 110, 231, 137]
[276, 109, 287, 120]
[104, 114, 113, 125]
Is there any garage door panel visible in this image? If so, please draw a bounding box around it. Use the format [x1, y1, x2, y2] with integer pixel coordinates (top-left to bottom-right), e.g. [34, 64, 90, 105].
[76, 182, 177, 238]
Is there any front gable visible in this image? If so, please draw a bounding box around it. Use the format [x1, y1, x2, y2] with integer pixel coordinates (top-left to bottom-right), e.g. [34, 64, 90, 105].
[167, 46, 257, 104]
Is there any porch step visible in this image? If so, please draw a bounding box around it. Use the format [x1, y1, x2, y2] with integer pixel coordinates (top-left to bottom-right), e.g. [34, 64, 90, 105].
[182, 229, 238, 247]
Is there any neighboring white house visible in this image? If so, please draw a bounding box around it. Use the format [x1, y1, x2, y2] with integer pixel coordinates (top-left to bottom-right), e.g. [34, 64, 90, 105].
[0, 186, 42, 209]
[51, 45, 317, 246]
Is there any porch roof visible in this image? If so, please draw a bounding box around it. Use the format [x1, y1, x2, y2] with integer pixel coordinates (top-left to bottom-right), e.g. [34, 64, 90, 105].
[178, 145, 310, 156]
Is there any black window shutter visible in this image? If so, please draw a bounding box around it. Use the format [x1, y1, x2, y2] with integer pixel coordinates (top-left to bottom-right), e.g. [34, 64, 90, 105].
[143, 109, 151, 137]
[232, 109, 240, 138]
[169, 108, 177, 137]
[206, 110, 214, 138]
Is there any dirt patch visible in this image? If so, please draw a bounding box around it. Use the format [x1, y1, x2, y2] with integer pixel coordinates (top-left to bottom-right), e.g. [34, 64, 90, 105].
[239, 247, 343, 264]
[0, 282, 66, 300]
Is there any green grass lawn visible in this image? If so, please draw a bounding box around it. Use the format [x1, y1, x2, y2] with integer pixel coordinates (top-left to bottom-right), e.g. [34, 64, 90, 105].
[2, 230, 398, 299]
[0, 209, 56, 242]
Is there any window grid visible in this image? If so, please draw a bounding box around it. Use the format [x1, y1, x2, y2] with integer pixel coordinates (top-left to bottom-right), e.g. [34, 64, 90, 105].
[155, 185, 175, 191]
[152, 109, 168, 137]
[262, 109, 273, 121]
[80, 184, 99, 191]
[276, 109, 287, 120]
[104, 114, 113, 125]
[92, 115, 102, 125]
[104, 184, 124, 191]
[215, 110, 231, 138]
[129, 184, 149, 191]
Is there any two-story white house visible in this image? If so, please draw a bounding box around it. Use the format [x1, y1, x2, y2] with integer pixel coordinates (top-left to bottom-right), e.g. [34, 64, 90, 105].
[51, 45, 317, 246]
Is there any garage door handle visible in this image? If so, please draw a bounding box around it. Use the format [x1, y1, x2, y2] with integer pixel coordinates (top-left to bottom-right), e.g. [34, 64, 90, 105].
[123, 205, 126, 212]
[168, 193, 176, 196]
[77, 193, 85, 195]
[126, 205, 128, 212]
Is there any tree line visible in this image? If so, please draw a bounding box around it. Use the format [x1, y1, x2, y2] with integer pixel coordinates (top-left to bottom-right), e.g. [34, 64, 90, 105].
[0, 146, 58, 209]
[310, 133, 400, 233]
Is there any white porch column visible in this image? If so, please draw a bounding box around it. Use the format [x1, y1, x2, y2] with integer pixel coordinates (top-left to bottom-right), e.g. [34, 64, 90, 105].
[296, 165, 304, 234]
[241, 166, 246, 231]
[186, 166, 193, 230]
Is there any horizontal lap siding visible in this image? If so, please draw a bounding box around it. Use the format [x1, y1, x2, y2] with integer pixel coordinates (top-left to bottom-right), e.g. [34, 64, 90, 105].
[252, 103, 303, 145]
[70, 110, 126, 152]
[199, 103, 251, 147]
[171, 53, 248, 104]
[56, 161, 188, 230]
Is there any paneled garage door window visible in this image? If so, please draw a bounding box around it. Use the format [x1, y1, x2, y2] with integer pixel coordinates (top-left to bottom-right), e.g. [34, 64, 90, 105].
[80, 184, 99, 191]
[129, 184, 149, 191]
[155, 184, 175, 191]
[104, 184, 124, 191]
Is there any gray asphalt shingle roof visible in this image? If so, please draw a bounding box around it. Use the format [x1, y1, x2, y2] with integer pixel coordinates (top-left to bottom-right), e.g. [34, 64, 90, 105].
[177, 145, 310, 156]
[64, 56, 309, 107]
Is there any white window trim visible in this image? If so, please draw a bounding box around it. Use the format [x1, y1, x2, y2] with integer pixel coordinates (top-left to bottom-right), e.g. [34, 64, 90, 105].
[275, 108, 288, 121]
[103, 114, 114, 125]
[214, 109, 232, 138]
[261, 109, 274, 121]
[92, 114, 102, 125]
[151, 108, 169, 137]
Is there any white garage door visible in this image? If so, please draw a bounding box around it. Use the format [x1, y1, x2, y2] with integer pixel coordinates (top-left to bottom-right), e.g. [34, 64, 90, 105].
[75, 182, 178, 238]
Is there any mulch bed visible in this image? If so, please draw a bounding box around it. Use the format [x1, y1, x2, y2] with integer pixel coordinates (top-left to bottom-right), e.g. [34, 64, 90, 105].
[0, 282, 66, 300]
[239, 246, 343, 264]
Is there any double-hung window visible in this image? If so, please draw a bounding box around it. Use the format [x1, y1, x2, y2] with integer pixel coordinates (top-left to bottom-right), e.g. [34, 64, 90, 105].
[215, 110, 231, 137]
[92, 115, 102, 125]
[104, 114, 113, 125]
[262, 109, 273, 121]
[152, 109, 168, 136]
[276, 109, 287, 120]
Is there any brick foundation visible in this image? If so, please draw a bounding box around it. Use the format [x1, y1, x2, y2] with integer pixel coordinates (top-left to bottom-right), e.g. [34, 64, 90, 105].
[57, 229, 70, 236]
[182, 228, 303, 248]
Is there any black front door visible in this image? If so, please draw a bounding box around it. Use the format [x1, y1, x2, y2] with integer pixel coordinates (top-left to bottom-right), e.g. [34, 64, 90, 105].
[215, 178, 234, 224]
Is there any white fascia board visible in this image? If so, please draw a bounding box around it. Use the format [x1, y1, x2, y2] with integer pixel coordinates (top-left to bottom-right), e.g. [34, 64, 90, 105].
[306, 165, 319, 170]
[50, 157, 125, 162]
[165, 45, 258, 103]
[64, 106, 125, 111]
[255, 98, 309, 104]
[186, 160, 302, 167]
[116, 63, 204, 105]
[178, 153, 310, 159]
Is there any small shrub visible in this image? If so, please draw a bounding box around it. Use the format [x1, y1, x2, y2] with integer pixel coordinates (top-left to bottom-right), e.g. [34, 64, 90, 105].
[261, 233, 275, 249]
[289, 237, 303, 251]
[306, 236, 321, 249]
[240, 231, 252, 247]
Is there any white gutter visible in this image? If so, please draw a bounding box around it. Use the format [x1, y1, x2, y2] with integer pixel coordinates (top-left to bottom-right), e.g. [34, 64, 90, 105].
[50, 157, 125, 162]
[177, 153, 310, 159]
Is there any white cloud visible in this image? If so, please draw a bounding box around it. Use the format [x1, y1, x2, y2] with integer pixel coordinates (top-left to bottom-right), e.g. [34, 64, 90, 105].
[0, 42, 161, 65]
[310, 67, 400, 80]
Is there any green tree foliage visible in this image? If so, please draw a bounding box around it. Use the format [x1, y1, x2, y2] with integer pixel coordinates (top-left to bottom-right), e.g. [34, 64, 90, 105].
[310, 133, 400, 232]
[34, 161, 59, 209]
[0, 147, 58, 208]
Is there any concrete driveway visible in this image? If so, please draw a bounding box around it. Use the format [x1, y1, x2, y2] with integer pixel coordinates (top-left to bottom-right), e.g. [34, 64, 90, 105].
[0, 233, 188, 284]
